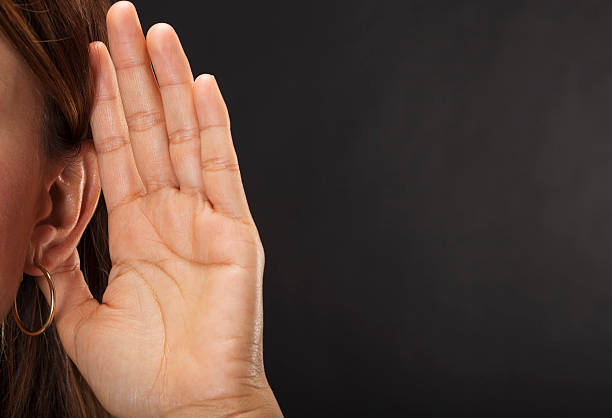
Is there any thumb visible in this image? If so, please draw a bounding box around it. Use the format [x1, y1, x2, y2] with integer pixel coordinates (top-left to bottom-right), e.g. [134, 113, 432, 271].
[34, 249, 99, 361]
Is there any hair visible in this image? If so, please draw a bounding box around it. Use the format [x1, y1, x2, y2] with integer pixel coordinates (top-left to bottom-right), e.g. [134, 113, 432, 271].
[0, 0, 113, 416]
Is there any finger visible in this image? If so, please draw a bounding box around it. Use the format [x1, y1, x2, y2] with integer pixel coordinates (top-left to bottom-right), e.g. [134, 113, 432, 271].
[34, 250, 99, 363]
[146, 23, 205, 196]
[106, 1, 178, 193]
[89, 41, 146, 214]
[193, 75, 251, 219]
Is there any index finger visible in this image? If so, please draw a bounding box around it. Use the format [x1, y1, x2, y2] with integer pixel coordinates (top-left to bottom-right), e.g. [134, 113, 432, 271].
[89, 41, 146, 214]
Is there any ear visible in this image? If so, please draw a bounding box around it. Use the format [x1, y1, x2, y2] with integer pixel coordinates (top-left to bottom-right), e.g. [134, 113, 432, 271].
[23, 140, 101, 276]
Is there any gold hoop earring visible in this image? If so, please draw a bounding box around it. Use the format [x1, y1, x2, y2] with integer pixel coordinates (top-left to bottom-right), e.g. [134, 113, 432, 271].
[12, 261, 56, 336]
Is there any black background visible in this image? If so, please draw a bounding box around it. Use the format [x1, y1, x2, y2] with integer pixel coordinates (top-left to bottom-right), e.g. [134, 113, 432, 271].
[133, 1, 612, 416]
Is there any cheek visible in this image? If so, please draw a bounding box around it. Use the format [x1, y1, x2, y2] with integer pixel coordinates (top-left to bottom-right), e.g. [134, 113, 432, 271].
[0, 35, 46, 319]
[0, 132, 41, 319]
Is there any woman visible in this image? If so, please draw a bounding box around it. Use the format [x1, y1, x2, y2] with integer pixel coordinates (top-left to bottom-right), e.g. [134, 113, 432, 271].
[0, 0, 282, 416]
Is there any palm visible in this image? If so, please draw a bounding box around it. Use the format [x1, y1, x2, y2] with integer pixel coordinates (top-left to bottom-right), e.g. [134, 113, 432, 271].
[70, 188, 265, 415]
[77, 189, 263, 415]
[33, 2, 274, 417]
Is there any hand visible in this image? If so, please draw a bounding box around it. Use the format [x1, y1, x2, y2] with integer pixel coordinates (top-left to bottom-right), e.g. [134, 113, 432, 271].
[34, 1, 281, 417]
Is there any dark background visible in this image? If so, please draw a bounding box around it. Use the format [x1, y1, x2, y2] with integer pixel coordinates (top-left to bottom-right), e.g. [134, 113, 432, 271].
[133, 1, 612, 416]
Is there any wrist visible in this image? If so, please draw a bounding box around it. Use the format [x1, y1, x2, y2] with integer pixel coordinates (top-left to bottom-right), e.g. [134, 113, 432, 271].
[162, 384, 283, 418]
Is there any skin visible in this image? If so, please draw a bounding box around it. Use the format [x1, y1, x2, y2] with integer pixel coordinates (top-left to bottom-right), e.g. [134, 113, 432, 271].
[0, 24, 49, 318]
[1, 1, 282, 417]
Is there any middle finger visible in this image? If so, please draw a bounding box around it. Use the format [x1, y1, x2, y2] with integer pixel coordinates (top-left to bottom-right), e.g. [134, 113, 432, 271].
[106, 1, 178, 193]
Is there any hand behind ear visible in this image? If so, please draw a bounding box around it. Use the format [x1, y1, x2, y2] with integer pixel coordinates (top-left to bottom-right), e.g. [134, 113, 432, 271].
[24, 2, 282, 417]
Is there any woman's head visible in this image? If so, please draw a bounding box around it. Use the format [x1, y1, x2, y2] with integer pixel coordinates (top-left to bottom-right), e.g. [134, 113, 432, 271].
[0, 0, 112, 416]
[0, 0, 108, 314]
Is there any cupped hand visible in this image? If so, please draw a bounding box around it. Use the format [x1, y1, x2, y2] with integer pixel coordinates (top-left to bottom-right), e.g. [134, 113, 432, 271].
[32, 1, 281, 417]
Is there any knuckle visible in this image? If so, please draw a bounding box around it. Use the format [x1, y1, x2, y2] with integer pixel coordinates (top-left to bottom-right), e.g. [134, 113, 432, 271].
[201, 155, 240, 173]
[113, 57, 149, 72]
[126, 109, 165, 133]
[144, 178, 174, 193]
[167, 127, 200, 145]
[199, 123, 230, 134]
[95, 134, 130, 154]
[94, 93, 119, 104]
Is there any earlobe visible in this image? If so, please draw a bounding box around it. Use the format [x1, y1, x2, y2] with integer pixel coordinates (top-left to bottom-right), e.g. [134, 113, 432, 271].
[23, 140, 101, 276]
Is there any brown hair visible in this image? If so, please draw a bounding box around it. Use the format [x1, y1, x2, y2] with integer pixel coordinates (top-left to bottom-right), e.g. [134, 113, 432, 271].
[0, 0, 113, 416]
